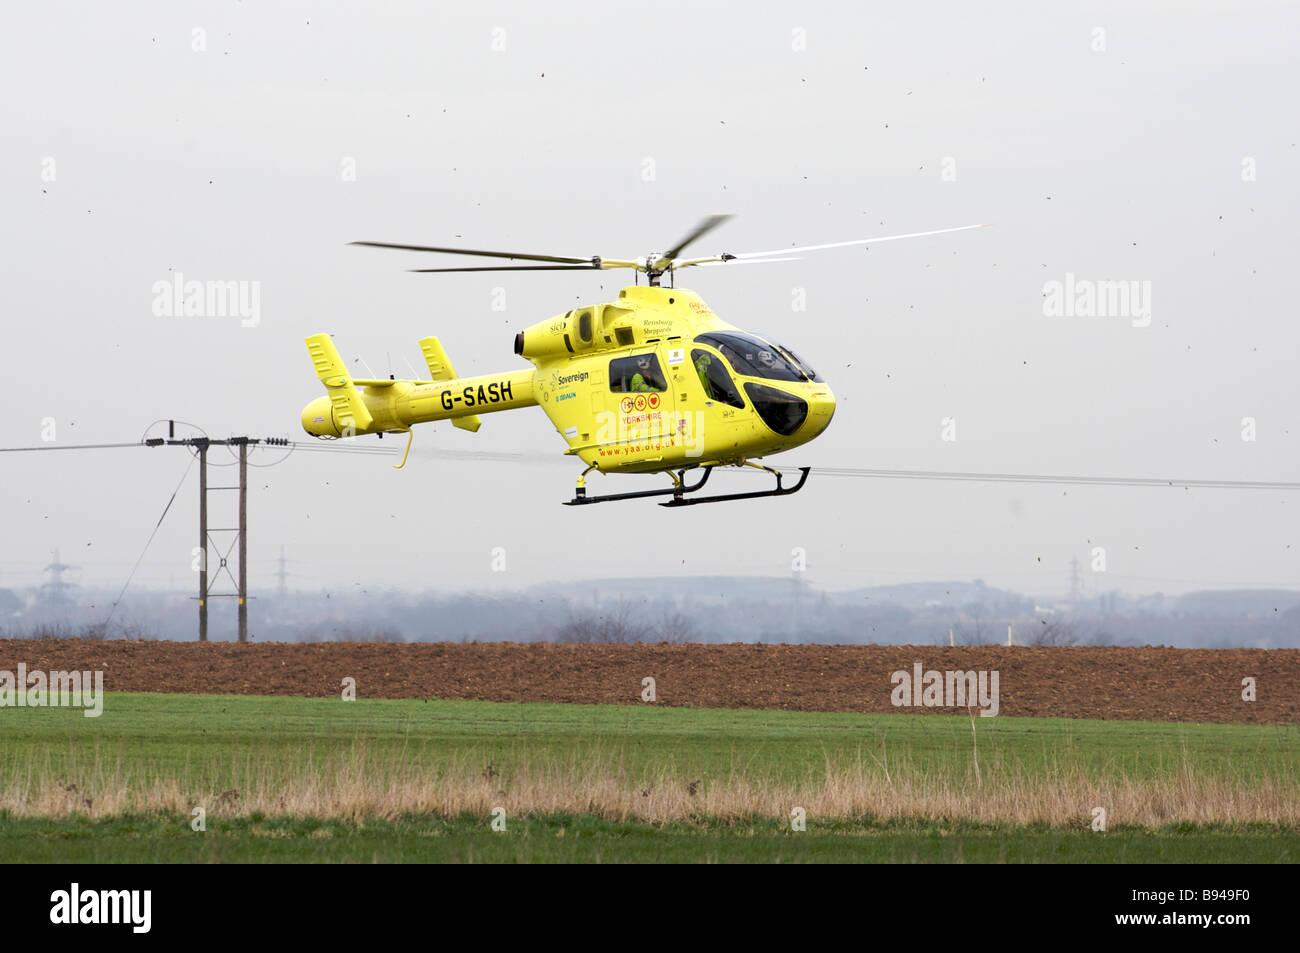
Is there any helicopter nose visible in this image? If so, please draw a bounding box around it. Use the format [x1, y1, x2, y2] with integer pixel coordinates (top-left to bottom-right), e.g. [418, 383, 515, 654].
[802, 386, 836, 439]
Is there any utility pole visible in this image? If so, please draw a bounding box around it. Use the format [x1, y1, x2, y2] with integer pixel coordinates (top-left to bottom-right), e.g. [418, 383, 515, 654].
[3, 419, 389, 641]
[237, 439, 248, 643]
[145, 426, 288, 643]
[1069, 555, 1081, 602]
[198, 437, 208, 642]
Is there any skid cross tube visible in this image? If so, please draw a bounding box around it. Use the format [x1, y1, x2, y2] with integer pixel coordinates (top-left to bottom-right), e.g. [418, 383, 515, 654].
[564, 467, 713, 505]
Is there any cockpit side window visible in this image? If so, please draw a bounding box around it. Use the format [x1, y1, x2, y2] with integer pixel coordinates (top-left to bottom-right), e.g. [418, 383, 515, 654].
[609, 352, 666, 393]
[695, 332, 805, 382]
[691, 349, 745, 409]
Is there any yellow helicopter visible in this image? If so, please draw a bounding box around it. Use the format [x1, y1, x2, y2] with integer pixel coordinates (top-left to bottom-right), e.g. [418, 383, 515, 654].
[300, 216, 985, 506]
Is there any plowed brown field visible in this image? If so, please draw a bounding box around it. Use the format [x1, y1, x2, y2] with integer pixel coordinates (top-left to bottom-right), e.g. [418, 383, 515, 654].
[3, 639, 1297, 724]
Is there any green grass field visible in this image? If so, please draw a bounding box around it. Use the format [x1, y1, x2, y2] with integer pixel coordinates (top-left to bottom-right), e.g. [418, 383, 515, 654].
[1, 693, 1296, 862]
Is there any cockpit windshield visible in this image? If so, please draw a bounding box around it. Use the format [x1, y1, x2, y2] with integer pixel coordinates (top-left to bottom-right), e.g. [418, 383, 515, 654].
[771, 343, 822, 382]
[695, 332, 808, 382]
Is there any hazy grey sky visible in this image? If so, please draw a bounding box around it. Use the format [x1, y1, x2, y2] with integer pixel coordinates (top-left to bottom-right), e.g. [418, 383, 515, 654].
[2, 1, 1298, 600]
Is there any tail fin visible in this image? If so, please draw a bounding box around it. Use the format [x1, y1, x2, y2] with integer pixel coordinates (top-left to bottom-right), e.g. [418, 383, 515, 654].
[305, 333, 374, 432]
[418, 335, 482, 433]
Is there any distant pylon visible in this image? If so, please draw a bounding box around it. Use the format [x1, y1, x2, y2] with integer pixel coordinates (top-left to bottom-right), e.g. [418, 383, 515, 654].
[41, 548, 77, 605]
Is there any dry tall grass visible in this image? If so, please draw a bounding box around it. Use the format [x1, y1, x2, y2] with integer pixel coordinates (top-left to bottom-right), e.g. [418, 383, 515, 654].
[2, 742, 1296, 827]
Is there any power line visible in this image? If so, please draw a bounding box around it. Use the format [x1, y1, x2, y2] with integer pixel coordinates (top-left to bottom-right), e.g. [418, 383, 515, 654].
[105, 453, 196, 626]
[0, 441, 145, 453]
[407, 448, 1300, 491]
[791, 466, 1300, 492]
[11, 428, 1291, 490]
[1, 434, 397, 458]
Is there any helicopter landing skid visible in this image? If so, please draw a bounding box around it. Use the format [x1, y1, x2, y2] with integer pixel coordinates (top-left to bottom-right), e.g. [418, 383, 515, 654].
[658, 466, 811, 507]
[564, 467, 713, 506]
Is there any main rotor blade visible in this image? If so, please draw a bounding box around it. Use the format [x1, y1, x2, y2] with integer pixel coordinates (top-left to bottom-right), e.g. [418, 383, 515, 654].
[733, 223, 989, 259]
[352, 241, 595, 266]
[661, 214, 733, 262]
[409, 264, 605, 273]
[678, 256, 803, 268]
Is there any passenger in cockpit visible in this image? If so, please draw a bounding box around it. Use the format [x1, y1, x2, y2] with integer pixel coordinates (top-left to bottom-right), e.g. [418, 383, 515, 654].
[629, 355, 661, 392]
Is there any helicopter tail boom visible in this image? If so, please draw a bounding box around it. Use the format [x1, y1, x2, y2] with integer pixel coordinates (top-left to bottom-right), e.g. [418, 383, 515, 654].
[302, 334, 536, 438]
